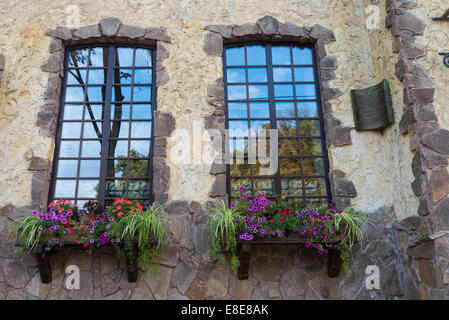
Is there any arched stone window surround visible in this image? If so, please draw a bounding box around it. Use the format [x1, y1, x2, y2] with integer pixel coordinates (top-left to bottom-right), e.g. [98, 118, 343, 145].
[33, 17, 174, 212]
[203, 15, 357, 209]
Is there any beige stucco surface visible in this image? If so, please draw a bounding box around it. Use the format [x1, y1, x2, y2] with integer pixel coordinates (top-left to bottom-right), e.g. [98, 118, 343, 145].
[0, 0, 419, 219]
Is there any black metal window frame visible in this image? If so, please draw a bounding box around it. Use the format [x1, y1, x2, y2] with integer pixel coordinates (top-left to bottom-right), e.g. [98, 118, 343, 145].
[223, 42, 332, 204]
[48, 44, 157, 207]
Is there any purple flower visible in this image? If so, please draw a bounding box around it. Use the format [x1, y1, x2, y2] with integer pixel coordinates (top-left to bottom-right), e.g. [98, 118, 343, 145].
[61, 219, 67, 224]
[116, 238, 120, 243]
[68, 211, 73, 216]
[305, 242, 311, 248]
[90, 239, 95, 243]
[54, 238, 59, 244]
[242, 194, 248, 199]
[103, 232, 108, 237]
[109, 217, 114, 222]
[239, 186, 245, 191]
[258, 193, 263, 197]
[230, 203, 235, 208]
[236, 220, 239, 224]
[318, 250, 323, 254]
[248, 207, 252, 212]
[37, 228, 42, 233]
[311, 227, 317, 234]
[50, 208, 55, 213]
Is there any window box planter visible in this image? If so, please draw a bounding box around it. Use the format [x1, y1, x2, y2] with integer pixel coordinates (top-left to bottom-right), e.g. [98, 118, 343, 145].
[20, 234, 149, 283]
[206, 189, 372, 280]
[8, 199, 167, 284]
[235, 236, 342, 280]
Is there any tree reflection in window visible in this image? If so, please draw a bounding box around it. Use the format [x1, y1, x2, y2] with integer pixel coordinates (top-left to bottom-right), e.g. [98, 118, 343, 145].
[224, 44, 330, 205]
[51, 46, 154, 208]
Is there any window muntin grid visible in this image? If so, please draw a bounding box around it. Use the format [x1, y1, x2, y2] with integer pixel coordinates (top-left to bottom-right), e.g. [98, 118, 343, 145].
[224, 44, 331, 206]
[50, 45, 155, 208]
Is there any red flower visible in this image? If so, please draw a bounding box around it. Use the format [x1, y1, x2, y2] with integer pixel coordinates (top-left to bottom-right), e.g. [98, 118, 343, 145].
[289, 211, 293, 216]
[80, 227, 84, 231]
[269, 219, 274, 223]
[70, 228, 74, 234]
[83, 243, 88, 247]
[280, 212, 283, 216]
[281, 217, 285, 223]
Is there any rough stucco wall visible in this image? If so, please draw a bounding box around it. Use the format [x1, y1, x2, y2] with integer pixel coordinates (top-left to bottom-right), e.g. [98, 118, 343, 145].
[0, 0, 438, 300]
[411, 2, 449, 130]
[0, 0, 418, 218]
[324, 0, 418, 219]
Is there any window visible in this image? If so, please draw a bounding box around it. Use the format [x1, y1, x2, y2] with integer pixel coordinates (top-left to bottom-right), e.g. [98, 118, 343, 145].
[50, 45, 155, 208]
[224, 43, 330, 205]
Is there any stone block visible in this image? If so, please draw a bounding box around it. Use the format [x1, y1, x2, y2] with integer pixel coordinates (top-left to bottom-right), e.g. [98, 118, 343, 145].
[99, 17, 122, 36]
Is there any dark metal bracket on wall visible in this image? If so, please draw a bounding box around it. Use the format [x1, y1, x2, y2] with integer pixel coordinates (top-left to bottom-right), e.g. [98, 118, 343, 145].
[439, 52, 449, 68]
[432, 8, 449, 21]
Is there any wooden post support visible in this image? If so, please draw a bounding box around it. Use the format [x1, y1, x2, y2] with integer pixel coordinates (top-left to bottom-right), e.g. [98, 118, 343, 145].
[327, 249, 342, 278]
[237, 243, 250, 280]
[125, 242, 139, 282]
[35, 244, 52, 284]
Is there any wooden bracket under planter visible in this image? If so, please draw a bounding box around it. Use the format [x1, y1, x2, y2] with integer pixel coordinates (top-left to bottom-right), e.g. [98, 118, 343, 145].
[236, 237, 342, 280]
[23, 235, 146, 284]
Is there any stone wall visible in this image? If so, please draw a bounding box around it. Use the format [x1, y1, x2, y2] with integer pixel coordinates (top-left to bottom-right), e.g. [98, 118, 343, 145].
[0, 0, 448, 300]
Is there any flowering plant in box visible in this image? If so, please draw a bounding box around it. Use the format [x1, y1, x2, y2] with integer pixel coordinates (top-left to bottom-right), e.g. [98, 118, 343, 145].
[107, 198, 144, 219]
[8, 199, 78, 253]
[208, 185, 374, 273]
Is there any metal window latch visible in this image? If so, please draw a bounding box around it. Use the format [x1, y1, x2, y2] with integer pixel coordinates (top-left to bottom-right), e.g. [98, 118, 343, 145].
[432, 8, 449, 21]
[439, 52, 449, 68]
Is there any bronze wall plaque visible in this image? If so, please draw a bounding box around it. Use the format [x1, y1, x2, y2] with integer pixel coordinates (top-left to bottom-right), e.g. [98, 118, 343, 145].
[350, 79, 394, 131]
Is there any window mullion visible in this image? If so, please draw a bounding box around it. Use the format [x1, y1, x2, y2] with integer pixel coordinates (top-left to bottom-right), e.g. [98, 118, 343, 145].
[265, 44, 281, 196]
[98, 45, 115, 204]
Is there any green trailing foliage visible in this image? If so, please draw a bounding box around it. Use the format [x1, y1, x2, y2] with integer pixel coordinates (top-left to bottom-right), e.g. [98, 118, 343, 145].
[8, 215, 42, 254]
[330, 204, 376, 272]
[117, 203, 167, 275]
[205, 200, 240, 274]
